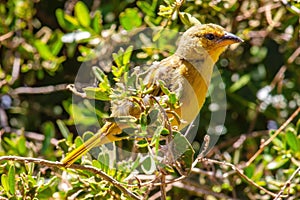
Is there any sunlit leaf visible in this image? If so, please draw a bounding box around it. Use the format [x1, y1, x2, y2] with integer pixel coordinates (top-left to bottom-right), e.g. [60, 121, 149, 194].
[92, 10, 102, 33]
[34, 40, 55, 60]
[286, 128, 300, 152]
[119, 8, 142, 30]
[75, 1, 91, 27]
[8, 165, 15, 195]
[1, 174, 9, 194]
[83, 87, 111, 101]
[267, 157, 289, 170]
[228, 74, 250, 93]
[57, 119, 70, 140]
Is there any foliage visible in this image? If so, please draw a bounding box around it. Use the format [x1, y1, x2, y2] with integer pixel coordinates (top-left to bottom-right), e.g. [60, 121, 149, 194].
[0, 0, 299, 199]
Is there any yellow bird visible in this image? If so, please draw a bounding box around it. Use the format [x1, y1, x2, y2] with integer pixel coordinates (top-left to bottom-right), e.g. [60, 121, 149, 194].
[62, 24, 243, 166]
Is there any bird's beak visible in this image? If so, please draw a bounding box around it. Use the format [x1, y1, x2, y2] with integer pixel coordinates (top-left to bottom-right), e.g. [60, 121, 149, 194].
[219, 32, 243, 46]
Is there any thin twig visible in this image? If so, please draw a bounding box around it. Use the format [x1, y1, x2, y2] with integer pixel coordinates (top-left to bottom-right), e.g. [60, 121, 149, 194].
[246, 107, 300, 166]
[274, 166, 300, 200]
[66, 84, 87, 98]
[0, 108, 8, 127]
[287, 46, 300, 64]
[149, 184, 172, 200]
[11, 84, 69, 95]
[200, 158, 288, 199]
[9, 52, 21, 85]
[0, 156, 141, 200]
[0, 31, 14, 42]
[160, 174, 167, 200]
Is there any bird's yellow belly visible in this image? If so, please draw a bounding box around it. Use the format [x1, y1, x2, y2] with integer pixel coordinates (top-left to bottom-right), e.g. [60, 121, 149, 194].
[175, 73, 208, 130]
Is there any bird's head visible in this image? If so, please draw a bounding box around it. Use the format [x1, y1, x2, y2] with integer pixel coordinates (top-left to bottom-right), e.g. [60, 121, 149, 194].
[176, 23, 243, 63]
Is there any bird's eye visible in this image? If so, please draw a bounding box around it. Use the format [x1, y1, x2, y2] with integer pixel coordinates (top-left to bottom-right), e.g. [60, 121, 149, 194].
[204, 34, 215, 40]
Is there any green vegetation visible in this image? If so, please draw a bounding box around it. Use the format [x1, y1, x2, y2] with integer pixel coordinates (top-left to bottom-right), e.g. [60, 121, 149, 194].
[0, 0, 299, 199]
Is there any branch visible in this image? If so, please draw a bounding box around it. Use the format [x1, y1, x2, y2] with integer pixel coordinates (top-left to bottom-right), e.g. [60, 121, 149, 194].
[246, 107, 300, 166]
[274, 165, 300, 200]
[199, 158, 288, 199]
[10, 84, 69, 95]
[0, 156, 141, 200]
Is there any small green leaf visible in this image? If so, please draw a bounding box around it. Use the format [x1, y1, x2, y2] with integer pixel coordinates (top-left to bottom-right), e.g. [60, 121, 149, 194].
[228, 74, 250, 93]
[136, 139, 148, 148]
[159, 80, 170, 95]
[119, 8, 142, 30]
[140, 113, 148, 132]
[55, 9, 75, 31]
[1, 174, 9, 194]
[244, 164, 255, 178]
[157, 5, 173, 17]
[178, 12, 201, 26]
[41, 122, 55, 154]
[286, 129, 300, 152]
[74, 135, 84, 148]
[112, 52, 122, 68]
[64, 14, 79, 27]
[92, 66, 111, 89]
[75, 1, 90, 27]
[34, 40, 55, 60]
[8, 165, 15, 195]
[267, 157, 289, 170]
[92, 10, 102, 33]
[57, 119, 69, 140]
[172, 131, 195, 175]
[141, 156, 156, 174]
[83, 87, 111, 101]
[137, 1, 155, 17]
[17, 135, 27, 156]
[123, 45, 133, 66]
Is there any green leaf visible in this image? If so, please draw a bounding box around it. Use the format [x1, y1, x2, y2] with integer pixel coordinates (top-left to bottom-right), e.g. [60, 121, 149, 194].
[141, 156, 156, 174]
[17, 135, 27, 156]
[97, 152, 110, 173]
[137, 1, 155, 17]
[92, 66, 111, 89]
[123, 45, 133, 66]
[75, 1, 91, 27]
[83, 87, 111, 101]
[172, 131, 195, 175]
[157, 5, 173, 17]
[228, 74, 251, 93]
[92, 10, 102, 33]
[34, 40, 55, 60]
[41, 122, 55, 154]
[51, 30, 64, 56]
[136, 139, 148, 148]
[244, 164, 255, 178]
[8, 165, 15, 195]
[1, 174, 9, 194]
[119, 8, 142, 30]
[64, 14, 79, 27]
[112, 52, 122, 68]
[74, 135, 84, 148]
[286, 128, 300, 152]
[267, 157, 289, 170]
[57, 119, 69, 140]
[140, 113, 148, 132]
[178, 12, 201, 26]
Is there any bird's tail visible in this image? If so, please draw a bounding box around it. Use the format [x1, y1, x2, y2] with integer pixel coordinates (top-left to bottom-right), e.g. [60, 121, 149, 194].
[62, 122, 121, 167]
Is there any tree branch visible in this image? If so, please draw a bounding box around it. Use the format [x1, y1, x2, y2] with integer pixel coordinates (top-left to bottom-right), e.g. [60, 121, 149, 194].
[10, 84, 69, 95]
